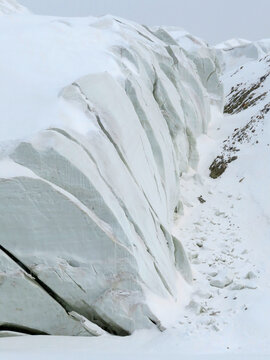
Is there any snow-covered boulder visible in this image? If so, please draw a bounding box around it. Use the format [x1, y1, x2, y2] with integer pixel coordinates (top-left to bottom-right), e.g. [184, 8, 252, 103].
[0, 2, 223, 336]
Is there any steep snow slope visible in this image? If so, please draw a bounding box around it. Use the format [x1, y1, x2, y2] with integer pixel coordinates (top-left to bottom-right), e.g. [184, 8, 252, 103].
[169, 43, 270, 354]
[0, 1, 223, 336]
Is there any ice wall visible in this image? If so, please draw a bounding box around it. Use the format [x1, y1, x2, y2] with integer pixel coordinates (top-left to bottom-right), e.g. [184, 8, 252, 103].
[0, 0, 29, 14]
[215, 38, 270, 73]
[0, 3, 223, 336]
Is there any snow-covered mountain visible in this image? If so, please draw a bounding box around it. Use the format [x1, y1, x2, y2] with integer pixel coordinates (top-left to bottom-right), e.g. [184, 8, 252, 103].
[0, 0, 223, 336]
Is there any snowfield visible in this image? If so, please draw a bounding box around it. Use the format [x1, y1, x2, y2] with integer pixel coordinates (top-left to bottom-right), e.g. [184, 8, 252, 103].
[0, 0, 270, 359]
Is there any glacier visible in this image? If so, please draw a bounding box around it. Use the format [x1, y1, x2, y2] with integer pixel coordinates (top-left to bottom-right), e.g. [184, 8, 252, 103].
[0, 0, 224, 336]
[215, 37, 270, 73]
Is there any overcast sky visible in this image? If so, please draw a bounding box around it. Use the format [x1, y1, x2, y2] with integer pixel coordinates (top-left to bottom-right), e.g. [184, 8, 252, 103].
[20, 0, 269, 44]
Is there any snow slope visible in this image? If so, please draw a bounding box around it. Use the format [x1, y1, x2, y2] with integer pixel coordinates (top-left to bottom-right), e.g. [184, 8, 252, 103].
[169, 43, 270, 357]
[0, 0, 223, 336]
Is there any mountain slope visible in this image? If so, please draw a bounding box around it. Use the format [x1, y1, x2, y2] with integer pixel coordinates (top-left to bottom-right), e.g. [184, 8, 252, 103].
[170, 40, 270, 353]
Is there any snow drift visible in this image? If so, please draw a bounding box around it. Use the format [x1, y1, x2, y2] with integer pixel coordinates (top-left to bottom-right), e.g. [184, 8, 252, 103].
[0, 0, 223, 336]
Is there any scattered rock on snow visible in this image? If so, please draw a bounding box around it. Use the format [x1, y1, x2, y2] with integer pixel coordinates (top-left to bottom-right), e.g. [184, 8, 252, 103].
[198, 195, 206, 203]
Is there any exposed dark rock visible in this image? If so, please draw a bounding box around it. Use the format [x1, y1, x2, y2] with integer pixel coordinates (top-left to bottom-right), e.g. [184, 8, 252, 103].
[198, 195, 206, 203]
[209, 155, 237, 179]
[224, 72, 270, 114]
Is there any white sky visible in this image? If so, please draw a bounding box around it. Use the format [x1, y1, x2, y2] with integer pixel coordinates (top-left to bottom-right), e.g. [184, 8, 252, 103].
[19, 0, 270, 45]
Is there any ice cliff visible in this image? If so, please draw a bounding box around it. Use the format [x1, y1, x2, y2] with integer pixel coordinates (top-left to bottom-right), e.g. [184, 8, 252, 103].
[215, 38, 270, 73]
[0, 0, 28, 14]
[0, 0, 223, 336]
